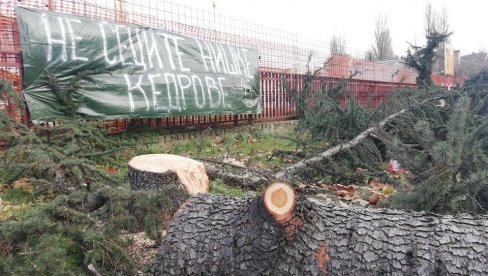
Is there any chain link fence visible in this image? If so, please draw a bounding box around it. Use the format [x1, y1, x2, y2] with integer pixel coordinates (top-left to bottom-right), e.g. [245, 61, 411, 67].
[1, 0, 418, 131]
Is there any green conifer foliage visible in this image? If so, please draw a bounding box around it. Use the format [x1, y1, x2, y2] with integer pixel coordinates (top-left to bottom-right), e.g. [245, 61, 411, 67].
[387, 92, 488, 213]
[291, 68, 488, 213]
[0, 114, 126, 192]
[0, 77, 188, 274]
[0, 79, 24, 112]
[0, 197, 135, 274]
[402, 31, 450, 87]
[292, 70, 370, 145]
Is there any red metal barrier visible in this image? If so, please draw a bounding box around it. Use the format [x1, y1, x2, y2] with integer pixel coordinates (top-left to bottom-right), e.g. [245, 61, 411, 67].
[255, 72, 417, 122]
[0, 3, 25, 122]
[0, 0, 419, 133]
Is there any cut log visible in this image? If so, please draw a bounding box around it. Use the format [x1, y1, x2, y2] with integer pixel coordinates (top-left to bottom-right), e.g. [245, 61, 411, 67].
[152, 183, 488, 275]
[128, 154, 209, 195]
[263, 182, 295, 223]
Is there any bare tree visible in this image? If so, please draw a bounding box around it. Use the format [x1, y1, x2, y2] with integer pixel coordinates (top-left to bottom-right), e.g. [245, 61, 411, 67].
[425, 3, 449, 36]
[329, 36, 347, 56]
[364, 49, 375, 61]
[372, 15, 394, 60]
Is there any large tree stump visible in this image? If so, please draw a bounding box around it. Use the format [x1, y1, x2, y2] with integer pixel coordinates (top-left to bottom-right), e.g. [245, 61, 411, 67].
[128, 154, 209, 195]
[152, 183, 488, 275]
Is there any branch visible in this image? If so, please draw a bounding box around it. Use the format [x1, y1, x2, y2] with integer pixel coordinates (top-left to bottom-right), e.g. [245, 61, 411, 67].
[273, 93, 453, 180]
[199, 94, 452, 188]
[274, 109, 407, 180]
[194, 157, 272, 180]
[202, 162, 269, 189]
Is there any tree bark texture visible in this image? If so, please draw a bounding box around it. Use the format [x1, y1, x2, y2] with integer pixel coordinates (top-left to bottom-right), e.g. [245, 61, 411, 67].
[128, 154, 209, 194]
[129, 165, 183, 191]
[152, 194, 488, 275]
[205, 163, 269, 189]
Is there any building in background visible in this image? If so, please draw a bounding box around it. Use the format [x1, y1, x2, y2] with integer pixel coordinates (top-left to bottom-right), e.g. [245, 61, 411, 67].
[432, 41, 464, 89]
[457, 51, 488, 78]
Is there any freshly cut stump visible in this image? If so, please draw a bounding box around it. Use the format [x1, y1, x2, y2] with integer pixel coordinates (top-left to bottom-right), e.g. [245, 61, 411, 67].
[264, 182, 296, 223]
[128, 154, 209, 195]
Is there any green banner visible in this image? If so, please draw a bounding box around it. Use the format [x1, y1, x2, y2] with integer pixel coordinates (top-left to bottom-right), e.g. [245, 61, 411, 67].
[16, 7, 261, 122]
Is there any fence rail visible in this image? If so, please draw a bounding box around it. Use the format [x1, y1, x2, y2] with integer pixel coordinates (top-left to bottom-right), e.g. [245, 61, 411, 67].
[1, 0, 419, 132]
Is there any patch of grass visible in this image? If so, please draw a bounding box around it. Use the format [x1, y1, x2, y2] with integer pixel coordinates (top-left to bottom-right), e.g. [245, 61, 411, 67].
[2, 188, 33, 204]
[0, 181, 36, 221]
[210, 179, 246, 197]
[124, 124, 299, 172]
[0, 202, 32, 222]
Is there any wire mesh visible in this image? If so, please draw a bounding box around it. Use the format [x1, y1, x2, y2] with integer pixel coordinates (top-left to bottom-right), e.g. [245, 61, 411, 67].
[1, 0, 422, 131]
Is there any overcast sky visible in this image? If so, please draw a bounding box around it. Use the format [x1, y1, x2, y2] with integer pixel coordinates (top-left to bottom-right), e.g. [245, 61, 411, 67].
[168, 0, 487, 56]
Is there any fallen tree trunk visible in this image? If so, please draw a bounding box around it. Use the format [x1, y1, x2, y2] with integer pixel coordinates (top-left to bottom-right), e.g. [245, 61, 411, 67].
[152, 183, 488, 275]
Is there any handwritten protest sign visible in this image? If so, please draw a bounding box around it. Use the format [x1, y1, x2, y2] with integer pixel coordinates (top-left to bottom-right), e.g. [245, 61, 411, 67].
[16, 7, 261, 121]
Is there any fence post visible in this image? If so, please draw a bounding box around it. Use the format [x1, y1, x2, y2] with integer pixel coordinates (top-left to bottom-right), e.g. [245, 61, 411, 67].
[48, 0, 55, 11]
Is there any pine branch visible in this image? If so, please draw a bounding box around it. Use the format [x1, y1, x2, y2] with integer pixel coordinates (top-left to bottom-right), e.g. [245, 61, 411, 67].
[275, 95, 449, 180]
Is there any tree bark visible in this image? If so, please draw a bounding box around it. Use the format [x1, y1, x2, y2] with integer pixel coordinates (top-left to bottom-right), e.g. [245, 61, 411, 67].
[204, 163, 269, 189]
[128, 165, 182, 191]
[128, 154, 209, 195]
[152, 193, 488, 275]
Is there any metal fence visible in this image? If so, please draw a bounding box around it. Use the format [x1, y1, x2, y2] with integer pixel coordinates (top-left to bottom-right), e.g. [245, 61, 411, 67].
[1, 0, 418, 132]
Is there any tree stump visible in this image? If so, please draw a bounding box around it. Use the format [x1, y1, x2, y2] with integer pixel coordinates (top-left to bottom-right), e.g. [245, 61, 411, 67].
[263, 182, 296, 223]
[128, 154, 209, 195]
[151, 183, 488, 275]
